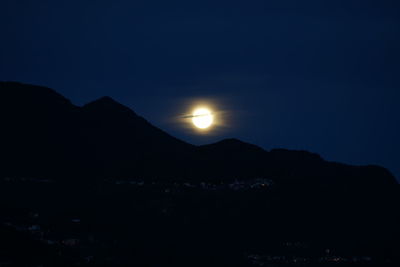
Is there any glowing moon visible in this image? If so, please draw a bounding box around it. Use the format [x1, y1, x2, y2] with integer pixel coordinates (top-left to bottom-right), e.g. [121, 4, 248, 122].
[192, 108, 213, 129]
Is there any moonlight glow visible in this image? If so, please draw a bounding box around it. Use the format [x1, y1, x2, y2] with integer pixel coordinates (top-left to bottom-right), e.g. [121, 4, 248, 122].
[192, 108, 214, 129]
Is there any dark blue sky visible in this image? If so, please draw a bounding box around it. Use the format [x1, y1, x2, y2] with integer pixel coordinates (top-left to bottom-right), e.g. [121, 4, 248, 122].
[1, 0, 399, 181]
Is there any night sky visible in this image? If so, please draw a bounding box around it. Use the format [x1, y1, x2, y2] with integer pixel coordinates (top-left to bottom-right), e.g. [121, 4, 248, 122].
[1, 0, 399, 181]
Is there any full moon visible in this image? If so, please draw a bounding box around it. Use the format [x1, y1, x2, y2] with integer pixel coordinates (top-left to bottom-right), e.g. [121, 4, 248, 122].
[192, 108, 214, 129]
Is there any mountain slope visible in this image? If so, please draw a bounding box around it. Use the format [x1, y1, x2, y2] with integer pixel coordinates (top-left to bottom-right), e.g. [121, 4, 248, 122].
[0, 82, 194, 179]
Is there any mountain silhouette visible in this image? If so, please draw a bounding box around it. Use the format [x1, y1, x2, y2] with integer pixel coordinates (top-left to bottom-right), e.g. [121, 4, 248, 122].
[0, 82, 194, 179]
[0, 81, 397, 188]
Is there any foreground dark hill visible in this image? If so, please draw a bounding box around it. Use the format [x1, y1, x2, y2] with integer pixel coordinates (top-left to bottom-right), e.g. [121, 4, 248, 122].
[0, 81, 399, 266]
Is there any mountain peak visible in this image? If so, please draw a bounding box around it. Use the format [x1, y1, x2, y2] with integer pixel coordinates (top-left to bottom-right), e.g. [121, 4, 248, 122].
[85, 96, 122, 107]
[200, 138, 266, 156]
[216, 138, 245, 145]
[83, 96, 138, 117]
[0, 81, 73, 107]
[96, 96, 115, 102]
[213, 138, 264, 150]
